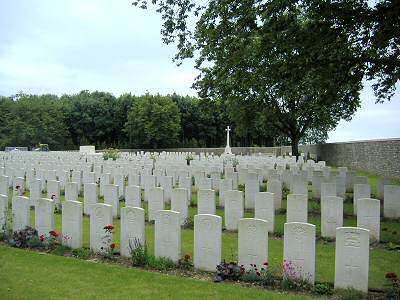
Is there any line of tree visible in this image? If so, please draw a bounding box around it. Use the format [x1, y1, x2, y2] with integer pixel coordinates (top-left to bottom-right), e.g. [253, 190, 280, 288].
[0, 91, 324, 151]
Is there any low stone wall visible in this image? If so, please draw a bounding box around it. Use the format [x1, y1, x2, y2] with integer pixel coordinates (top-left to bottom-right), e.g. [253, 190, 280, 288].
[301, 139, 400, 180]
[117, 138, 400, 180]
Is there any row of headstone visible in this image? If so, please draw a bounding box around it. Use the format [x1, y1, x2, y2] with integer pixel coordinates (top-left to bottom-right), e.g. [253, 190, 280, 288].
[2, 195, 370, 292]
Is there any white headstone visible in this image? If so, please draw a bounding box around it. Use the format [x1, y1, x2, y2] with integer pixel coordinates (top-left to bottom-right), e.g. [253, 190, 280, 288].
[12, 196, 30, 232]
[65, 182, 79, 202]
[357, 198, 380, 242]
[284, 222, 316, 285]
[384, 185, 400, 218]
[334, 227, 369, 292]
[218, 178, 233, 207]
[90, 203, 113, 253]
[125, 185, 141, 208]
[13, 177, 25, 196]
[0, 175, 8, 195]
[99, 173, 111, 196]
[0, 194, 8, 232]
[321, 196, 343, 238]
[35, 198, 54, 237]
[254, 192, 275, 232]
[158, 175, 173, 204]
[83, 183, 98, 215]
[287, 194, 308, 223]
[245, 177, 259, 209]
[148, 187, 164, 222]
[47, 180, 61, 210]
[120, 206, 145, 257]
[30, 178, 42, 207]
[353, 184, 371, 215]
[321, 182, 337, 199]
[103, 184, 120, 218]
[194, 214, 222, 271]
[225, 190, 244, 230]
[238, 218, 268, 270]
[171, 188, 189, 225]
[62, 200, 83, 248]
[267, 179, 282, 209]
[197, 189, 216, 215]
[155, 210, 181, 262]
[113, 174, 125, 199]
[179, 176, 192, 203]
[197, 177, 212, 190]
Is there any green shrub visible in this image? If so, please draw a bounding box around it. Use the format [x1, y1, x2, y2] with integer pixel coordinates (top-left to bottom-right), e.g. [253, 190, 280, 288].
[178, 254, 193, 271]
[146, 255, 177, 270]
[103, 148, 120, 161]
[26, 236, 42, 249]
[313, 283, 333, 295]
[72, 248, 93, 260]
[241, 265, 262, 283]
[0, 229, 12, 242]
[130, 238, 148, 267]
[385, 272, 400, 300]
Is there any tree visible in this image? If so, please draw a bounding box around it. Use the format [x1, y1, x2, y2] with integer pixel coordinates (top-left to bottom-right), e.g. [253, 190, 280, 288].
[134, 0, 368, 156]
[124, 94, 181, 148]
[0, 94, 71, 150]
[310, 0, 399, 102]
[62, 91, 124, 148]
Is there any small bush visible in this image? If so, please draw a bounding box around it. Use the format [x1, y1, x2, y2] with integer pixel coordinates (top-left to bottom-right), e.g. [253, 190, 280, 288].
[215, 260, 244, 282]
[282, 259, 312, 291]
[103, 148, 120, 161]
[130, 238, 148, 267]
[313, 283, 333, 295]
[72, 248, 93, 260]
[385, 272, 400, 299]
[27, 236, 42, 249]
[241, 264, 262, 283]
[147, 255, 177, 270]
[11, 226, 38, 248]
[0, 229, 12, 242]
[178, 254, 193, 271]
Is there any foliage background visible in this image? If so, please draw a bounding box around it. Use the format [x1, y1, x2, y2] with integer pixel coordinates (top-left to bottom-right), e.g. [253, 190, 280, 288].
[0, 91, 297, 150]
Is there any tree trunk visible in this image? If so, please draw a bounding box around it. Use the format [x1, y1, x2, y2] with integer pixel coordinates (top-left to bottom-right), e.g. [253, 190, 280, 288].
[291, 137, 299, 159]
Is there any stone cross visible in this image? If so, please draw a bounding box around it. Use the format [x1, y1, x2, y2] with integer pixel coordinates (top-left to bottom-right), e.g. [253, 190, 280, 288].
[224, 126, 232, 154]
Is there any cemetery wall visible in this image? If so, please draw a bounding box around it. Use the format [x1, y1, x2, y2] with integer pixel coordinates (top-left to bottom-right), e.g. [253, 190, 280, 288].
[301, 138, 400, 180]
[119, 138, 400, 179]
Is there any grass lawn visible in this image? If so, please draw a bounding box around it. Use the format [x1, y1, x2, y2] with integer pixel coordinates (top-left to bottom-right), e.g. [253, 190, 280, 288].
[4, 170, 400, 290]
[0, 245, 314, 300]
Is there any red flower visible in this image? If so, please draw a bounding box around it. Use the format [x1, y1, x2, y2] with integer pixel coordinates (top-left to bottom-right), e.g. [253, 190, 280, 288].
[263, 262, 269, 266]
[49, 230, 59, 238]
[103, 224, 114, 232]
[110, 243, 116, 249]
[386, 272, 398, 279]
[40, 235, 45, 242]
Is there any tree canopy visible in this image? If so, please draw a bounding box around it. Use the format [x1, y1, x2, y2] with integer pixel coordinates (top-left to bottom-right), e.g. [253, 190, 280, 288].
[133, 0, 399, 155]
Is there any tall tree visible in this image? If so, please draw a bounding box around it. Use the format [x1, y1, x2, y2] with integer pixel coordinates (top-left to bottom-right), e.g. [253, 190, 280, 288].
[134, 0, 369, 155]
[125, 94, 181, 148]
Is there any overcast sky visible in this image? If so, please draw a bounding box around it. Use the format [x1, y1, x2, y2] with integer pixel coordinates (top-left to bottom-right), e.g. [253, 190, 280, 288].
[0, 0, 399, 143]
